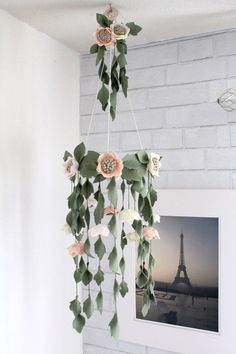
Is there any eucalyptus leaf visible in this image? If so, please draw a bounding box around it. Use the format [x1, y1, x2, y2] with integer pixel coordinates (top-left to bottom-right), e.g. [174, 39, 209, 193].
[66, 210, 73, 228]
[110, 106, 116, 120]
[149, 253, 155, 270]
[84, 238, 94, 258]
[74, 142, 85, 163]
[83, 296, 94, 319]
[142, 197, 153, 222]
[108, 246, 118, 273]
[96, 13, 112, 27]
[82, 269, 93, 286]
[81, 179, 94, 199]
[76, 193, 84, 210]
[96, 290, 103, 314]
[97, 84, 109, 107]
[96, 46, 106, 65]
[119, 280, 129, 297]
[149, 187, 157, 206]
[90, 43, 99, 54]
[141, 291, 151, 317]
[120, 74, 128, 97]
[85, 207, 90, 228]
[74, 269, 82, 283]
[63, 150, 72, 161]
[126, 22, 142, 36]
[94, 267, 104, 286]
[120, 229, 127, 249]
[72, 314, 86, 333]
[94, 236, 106, 260]
[94, 191, 105, 224]
[109, 313, 119, 339]
[108, 214, 118, 238]
[119, 257, 125, 275]
[79, 257, 86, 273]
[116, 40, 127, 54]
[136, 267, 149, 288]
[117, 53, 127, 68]
[107, 177, 118, 208]
[113, 278, 119, 301]
[69, 299, 81, 316]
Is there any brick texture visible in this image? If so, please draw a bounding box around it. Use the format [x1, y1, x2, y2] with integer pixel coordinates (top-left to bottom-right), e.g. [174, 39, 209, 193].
[80, 30, 236, 354]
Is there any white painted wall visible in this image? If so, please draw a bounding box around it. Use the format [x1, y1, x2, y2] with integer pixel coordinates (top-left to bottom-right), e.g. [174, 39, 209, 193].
[80, 30, 236, 354]
[0, 10, 82, 354]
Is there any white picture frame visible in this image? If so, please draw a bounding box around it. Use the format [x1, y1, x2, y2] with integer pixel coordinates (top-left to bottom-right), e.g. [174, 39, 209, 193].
[118, 190, 236, 354]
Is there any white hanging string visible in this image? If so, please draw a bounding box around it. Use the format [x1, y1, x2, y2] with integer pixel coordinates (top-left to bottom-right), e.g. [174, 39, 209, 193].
[85, 55, 106, 147]
[107, 48, 113, 152]
[127, 95, 144, 150]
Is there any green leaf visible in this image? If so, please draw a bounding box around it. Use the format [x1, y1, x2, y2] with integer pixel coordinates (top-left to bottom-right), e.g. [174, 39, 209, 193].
[79, 257, 86, 273]
[107, 177, 118, 208]
[72, 314, 86, 333]
[74, 142, 85, 163]
[96, 46, 106, 65]
[97, 84, 109, 107]
[116, 40, 127, 54]
[83, 295, 94, 319]
[122, 166, 146, 182]
[148, 187, 157, 207]
[74, 269, 82, 283]
[108, 214, 118, 238]
[137, 240, 150, 260]
[119, 257, 125, 275]
[113, 278, 119, 301]
[142, 198, 153, 222]
[117, 53, 127, 68]
[137, 150, 149, 164]
[136, 267, 149, 288]
[94, 174, 106, 183]
[121, 179, 126, 196]
[110, 89, 117, 110]
[94, 266, 104, 286]
[108, 246, 118, 273]
[81, 179, 94, 199]
[110, 105, 116, 120]
[90, 43, 99, 54]
[84, 207, 90, 228]
[119, 280, 129, 297]
[120, 228, 127, 249]
[141, 291, 151, 317]
[82, 269, 93, 286]
[96, 13, 112, 27]
[126, 22, 142, 36]
[63, 150, 72, 161]
[94, 191, 105, 224]
[132, 219, 143, 237]
[149, 254, 155, 270]
[94, 236, 106, 260]
[84, 238, 94, 258]
[80, 163, 98, 178]
[69, 299, 81, 316]
[109, 313, 119, 339]
[123, 154, 141, 169]
[96, 290, 103, 314]
[120, 74, 128, 97]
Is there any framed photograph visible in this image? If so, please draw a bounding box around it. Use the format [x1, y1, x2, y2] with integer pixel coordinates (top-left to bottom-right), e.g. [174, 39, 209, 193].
[118, 190, 236, 354]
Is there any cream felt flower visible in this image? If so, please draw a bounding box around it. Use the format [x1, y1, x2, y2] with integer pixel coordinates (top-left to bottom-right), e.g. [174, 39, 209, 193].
[143, 227, 160, 241]
[95, 27, 116, 47]
[67, 242, 84, 257]
[88, 224, 110, 238]
[97, 152, 123, 178]
[83, 196, 98, 209]
[62, 223, 72, 235]
[110, 23, 130, 40]
[125, 231, 140, 241]
[63, 156, 79, 178]
[148, 153, 161, 177]
[119, 209, 141, 224]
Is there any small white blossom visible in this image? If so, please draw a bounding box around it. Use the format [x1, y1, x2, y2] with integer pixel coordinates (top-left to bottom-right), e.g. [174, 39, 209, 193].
[83, 196, 98, 209]
[148, 153, 161, 177]
[110, 23, 130, 40]
[63, 156, 79, 178]
[88, 224, 110, 238]
[62, 223, 72, 235]
[125, 231, 140, 241]
[119, 209, 141, 225]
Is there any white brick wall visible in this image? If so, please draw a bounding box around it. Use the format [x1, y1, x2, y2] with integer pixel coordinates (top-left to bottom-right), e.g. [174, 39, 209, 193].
[80, 30, 236, 354]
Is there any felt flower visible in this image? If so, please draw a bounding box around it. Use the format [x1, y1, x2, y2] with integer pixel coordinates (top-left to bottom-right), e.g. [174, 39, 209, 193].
[67, 242, 84, 257]
[104, 206, 118, 215]
[95, 27, 116, 47]
[125, 231, 140, 241]
[83, 196, 98, 209]
[148, 153, 161, 177]
[119, 208, 141, 224]
[143, 227, 160, 241]
[63, 156, 79, 178]
[88, 224, 110, 238]
[110, 23, 130, 40]
[97, 152, 123, 178]
[62, 223, 72, 235]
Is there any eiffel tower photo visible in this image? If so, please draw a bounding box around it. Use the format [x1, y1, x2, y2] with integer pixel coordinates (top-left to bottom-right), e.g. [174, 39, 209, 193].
[170, 232, 192, 294]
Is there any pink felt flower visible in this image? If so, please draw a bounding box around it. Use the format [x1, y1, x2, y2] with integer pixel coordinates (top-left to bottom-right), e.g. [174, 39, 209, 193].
[97, 152, 123, 178]
[143, 227, 160, 241]
[67, 242, 84, 257]
[104, 206, 119, 215]
[95, 27, 116, 47]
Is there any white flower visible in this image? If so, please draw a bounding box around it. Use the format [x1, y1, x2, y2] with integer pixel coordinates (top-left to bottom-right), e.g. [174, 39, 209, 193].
[154, 214, 160, 223]
[119, 209, 141, 225]
[62, 223, 72, 235]
[63, 156, 79, 178]
[110, 23, 130, 40]
[83, 196, 98, 209]
[125, 231, 140, 241]
[148, 153, 161, 177]
[88, 224, 110, 238]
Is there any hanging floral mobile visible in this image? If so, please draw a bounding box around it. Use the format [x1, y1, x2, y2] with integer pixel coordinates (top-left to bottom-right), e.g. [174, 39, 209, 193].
[63, 9, 162, 339]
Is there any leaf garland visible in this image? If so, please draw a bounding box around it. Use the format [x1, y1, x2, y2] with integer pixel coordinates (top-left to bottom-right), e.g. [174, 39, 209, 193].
[90, 13, 142, 120]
